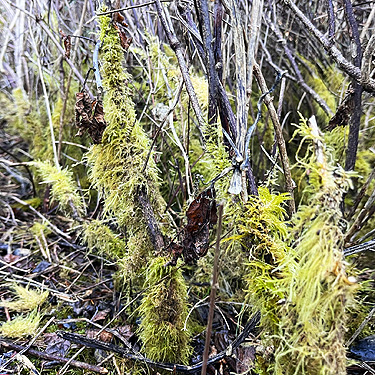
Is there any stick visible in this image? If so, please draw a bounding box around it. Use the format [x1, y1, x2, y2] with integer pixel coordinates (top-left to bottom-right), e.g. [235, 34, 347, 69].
[154, 0, 206, 141]
[201, 203, 223, 375]
[253, 63, 296, 215]
[59, 311, 261, 374]
[0, 340, 108, 374]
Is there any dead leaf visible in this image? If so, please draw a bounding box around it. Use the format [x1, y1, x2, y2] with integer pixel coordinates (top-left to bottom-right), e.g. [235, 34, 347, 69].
[167, 187, 217, 265]
[116, 325, 134, 340]
[59, 29, 71, 59]
[87, 329, 113, 343]
[326, 87, 355, 131]
[44, 333, 71, 357]
[75, 91, 107, 144]
[114, 23, 132, 51]
[3, 253, 20, 263]
[92, 308, 110, 322]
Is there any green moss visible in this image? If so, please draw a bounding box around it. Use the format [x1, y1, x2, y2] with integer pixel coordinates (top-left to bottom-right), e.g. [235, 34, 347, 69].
[0, 284, 49, 312]
[33, 160, 84, 216]
[29, 221, 52, 238]
[84, 220, 126, 259]
[0, 310, 41, 338]
[226, 187, 291, 326]
[11, 88, 53, 161]
[273, 116, 357, 375]
[138, 257, 192, 364]
[86, 11, 162, 229]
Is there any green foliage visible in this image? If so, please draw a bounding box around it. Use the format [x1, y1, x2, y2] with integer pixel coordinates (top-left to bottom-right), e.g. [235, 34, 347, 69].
[33, 160, 84, 216]
[138, 257, 192, 364]
[226, 187, 291, 326]
[11, 88, 53, 161]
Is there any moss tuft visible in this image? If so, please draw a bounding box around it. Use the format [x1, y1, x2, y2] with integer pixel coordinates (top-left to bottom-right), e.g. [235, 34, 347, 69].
[0, 310, 41, 338]
[138, 257, 192, 364]
[34, 160, 84, 216]
[0, 284, 49, 312]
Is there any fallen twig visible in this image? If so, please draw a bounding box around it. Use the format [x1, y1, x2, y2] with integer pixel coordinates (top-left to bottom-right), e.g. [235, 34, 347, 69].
[0, 340, 108, 374]
[59, 311, 261, 374]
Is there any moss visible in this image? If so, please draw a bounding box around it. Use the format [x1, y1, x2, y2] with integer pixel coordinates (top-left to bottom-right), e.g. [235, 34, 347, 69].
[84, 220, 126, 259]
[226, 187, 291, 326]
[0, 284, 49, 312]
[0, 310, 41, 338]
[138, 257, 192, 364]
[33, 160, 84, 216]
[273, 115, 357, 375]
[29, 221, 52, 238]
[85, 8, 193, 365]
[86, 11, 162, 229]
[11, 88, 53, 161]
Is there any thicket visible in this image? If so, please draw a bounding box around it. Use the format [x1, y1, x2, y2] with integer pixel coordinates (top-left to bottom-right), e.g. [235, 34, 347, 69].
[0, 0, 375, 374]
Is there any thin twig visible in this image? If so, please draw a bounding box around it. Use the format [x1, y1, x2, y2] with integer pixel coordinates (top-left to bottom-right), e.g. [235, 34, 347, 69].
[253, 63, 296, 215]
[0, 340, 108, 374]
[281, 0, 375, 93]
[201, 203, 224, 375]
[154, 0, 206, 141]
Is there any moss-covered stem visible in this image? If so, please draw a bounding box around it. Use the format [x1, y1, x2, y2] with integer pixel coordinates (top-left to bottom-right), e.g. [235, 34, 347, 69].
[253, 63, 296, 215]
[138, 187, 165, 252]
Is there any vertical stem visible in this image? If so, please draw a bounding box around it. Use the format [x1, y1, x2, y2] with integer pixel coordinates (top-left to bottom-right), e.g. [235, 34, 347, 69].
[29, 23, 59, 168]
[15, 0, 25, 88]
[58, 0, 89, 161]
[201, 203, 223, 375]
[253, 63, 296, 215]
[344, 0, 362, 171]
[246, 0, 263, 98]
[326, 0, 335, 43]
[155, 0, 206, 141]
[230, 0, 247, 155]
[195, 0, 219, 126]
